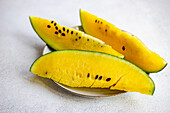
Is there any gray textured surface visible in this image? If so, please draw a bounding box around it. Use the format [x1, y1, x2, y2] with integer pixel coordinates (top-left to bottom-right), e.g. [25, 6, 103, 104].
[0, 0, 170, 113]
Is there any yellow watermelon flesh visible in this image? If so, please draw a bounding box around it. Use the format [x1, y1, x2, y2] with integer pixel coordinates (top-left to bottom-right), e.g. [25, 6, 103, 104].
[80, 9, 167, 73]
[30, 50, 155, 95]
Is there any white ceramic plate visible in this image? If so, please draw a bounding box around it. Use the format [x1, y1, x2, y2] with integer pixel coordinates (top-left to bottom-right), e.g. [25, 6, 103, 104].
[42, 26, 126, 97]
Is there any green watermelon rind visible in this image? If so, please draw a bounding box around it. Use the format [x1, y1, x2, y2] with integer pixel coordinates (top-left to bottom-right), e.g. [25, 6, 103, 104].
[79, 9, 86, 33]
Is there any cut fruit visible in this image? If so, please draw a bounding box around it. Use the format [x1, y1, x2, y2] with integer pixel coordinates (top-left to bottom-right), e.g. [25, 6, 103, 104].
[30, 50, 155, 95]
[80, 9, 167, 73]
[29, 16, 124, 58]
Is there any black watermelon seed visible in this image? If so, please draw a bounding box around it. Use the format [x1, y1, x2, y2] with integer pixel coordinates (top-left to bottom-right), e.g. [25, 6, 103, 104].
[95, 75, 98, 79]
[87, 73, 90, 77]
[63, 27, 65, 31]
[112, 83, 116, 87]
[99, 76, 102, 80]
[45, 72, 48, 74]
[87, 39, 89, 41]
[101, 46, 103, 47]
[79, 36, 81, 39]
[98, 21, 99, 23]
[55, 26, 58, 30]
[122, 46, 125, 51]
[55, 31, 58, 34]
[106, 78, 111, 81]
[95, 20, 97, 23]
[59, 30, 61, 33]
[75, 38, 78, 41]
[105, 29, 107, 32]
[67, 29, 69, 33]
[61, 33, 65, 36]
[51, 21, 53, 24]
[54, 23, 57, 26]
[47, 25, 51, 28]
[71, 31, 73, 34]
[76, 33, 78, 35]
[101, 22, 103, 24]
